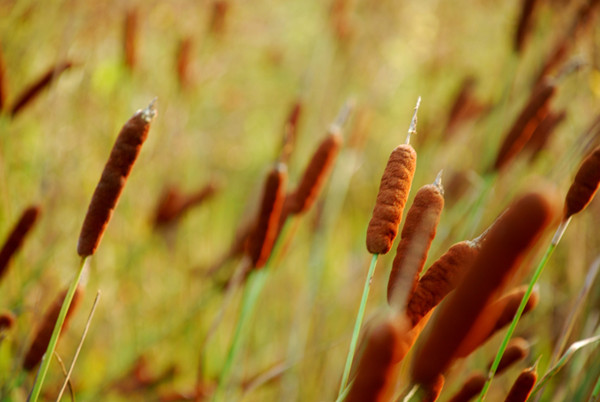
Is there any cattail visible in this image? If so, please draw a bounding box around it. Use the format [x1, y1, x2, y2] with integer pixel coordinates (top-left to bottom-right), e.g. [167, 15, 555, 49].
[422, 374, 445, 402]
[0, 206, 41, 281]
[447, 372, 486, 402]
[176, 37, 193, 89]
[124, 9, 138, 70]
[388, 172, 444, 306]
[280, 100, 303, 164]
[504, 365, 537, 402]
[246, 163, 287, 269]
[23, 286, 83, 371]
[564, 145, 600, 219]
[525, 109, 566, 161]
[0, 43, 6, 112]
[0, 311, 15, 331]
[491, 337, 529, 375]
[345, 315, 409, 402]
[208, 0, 229, 36]
[9, 61, 72, 117]
[514, 0, 540, 53]
[406, 239, 480, 327]
[411, 189, 558, 385]
[492, 79, 556, 172]
[366, 99, 419, 254]
[153, 182, 218, 228]
[445, 77, 488, 137]
[77, 100, 157, 257]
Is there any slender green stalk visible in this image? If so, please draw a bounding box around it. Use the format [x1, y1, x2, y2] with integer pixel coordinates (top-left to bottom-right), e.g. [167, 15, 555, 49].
[337, 253, 379, 398]
[592, 372, 600, 401]
[28, 256, 88, 402]
[212, 267, 269, 402]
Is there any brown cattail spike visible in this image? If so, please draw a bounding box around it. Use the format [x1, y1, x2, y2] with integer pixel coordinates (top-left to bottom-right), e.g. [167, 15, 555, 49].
[447, 372, 486, 402]
[366, 98, 419, 255]
[0, 206, 41, 281]
[0, 311, 16, 332]
[491, 337, 529, 375]
[504, 365, 538, 402]
[411, 189, 558, 385]
[387, 172, 445, 307]
[9, 61, 72, 117]
[124, 9, 138, 70]
[514, 0, 540, 53]
[564, 145, 600, 219]
[23, 286, 83, 371]
[176, 37, 193, 89]
[77, 99, 157, 257]
[421, 374, 445, 402]
[247, 163, 287, 269]
[280, 100, 303, 164]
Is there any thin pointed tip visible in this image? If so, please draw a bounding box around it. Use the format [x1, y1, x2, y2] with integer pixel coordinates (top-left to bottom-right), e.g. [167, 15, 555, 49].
[433, 169, 444, 193]
[141, 97, 158, 122]
[406, 97, 421, 144]
[332, 98, 355, 130]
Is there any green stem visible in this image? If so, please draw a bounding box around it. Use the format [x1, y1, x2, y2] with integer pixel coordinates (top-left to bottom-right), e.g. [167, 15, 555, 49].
[337, 253, 379, 398]
[28, 256, 88, 402]
[212, 267, 269, 402]
[592, 372, 600, 401]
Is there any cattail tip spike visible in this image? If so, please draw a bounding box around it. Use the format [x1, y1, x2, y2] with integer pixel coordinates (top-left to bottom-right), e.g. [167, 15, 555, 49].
[406, 96, 421, 144]
[141, 98, 158, 122]
[434, 170, 444, 193]
[331, 98, 355, 132]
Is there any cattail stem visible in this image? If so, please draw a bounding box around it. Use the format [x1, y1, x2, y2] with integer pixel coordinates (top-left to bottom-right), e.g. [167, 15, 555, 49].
[213, 267, 269, 402]
[478, 239, 558, 401]
[28, 256, 88, 402]
[338, 253, 379, 397]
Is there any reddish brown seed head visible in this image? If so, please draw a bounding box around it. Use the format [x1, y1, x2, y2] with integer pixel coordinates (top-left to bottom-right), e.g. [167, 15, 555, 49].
[447, 372, 486, 402]
[406, 240, 480, 327]
[209, 0, 229, 35]
[564, 145, 600, 219]
[247, 163, 287, 269]
[388, 178, 445, 306]
[23, 286, 83, 371]
[514, 0, 540, 53]
[504, 366, 538, 402]
[421, 374, 445, 402]
[366, 144, 417, 254]
[0, 205, 41, 281]
[525, 109, 566, 162]
[411, 189, 558, 385]
[491, 337, 529, 375]
[77, 101, 157, 257]
[0, 311, 16, 331]
[493, 79, 556, 172]
[124, 9, 138, 70]
[176, 37, 193, 89]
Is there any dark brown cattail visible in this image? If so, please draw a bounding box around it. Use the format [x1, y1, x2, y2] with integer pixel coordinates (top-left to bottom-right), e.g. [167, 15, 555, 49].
[77, 100, 157, 257]
[176, 37, 193, 89]
[388, 173, 444, 306]
[153, 182, 218, 228]
[447, 372, 486, 402]
[411, 189, 558, 385]
[492, 79, 556, 172]
[564, 145, 600, 219]
[491, 337, 529, 375]
[504, 366, 538, 402]
[422, 374, 445, 402]
[525, 109, 566, 162]
[406, 239, 480, 327]
[445, 77, 488, 137]
[23, 286, 83, 371]
[9, 61, 72, 117]
[514, 0, 540, 53]
[0, 43, 6, 112]
[0, 311, 15, 331]
[209, 0, 229, 36]
[288, 131, 342, 214]
[124, 9, 138, 71]
[246, 163, 287, 269]
[345, 315, 409, 402]
[0, 206, 41, 281]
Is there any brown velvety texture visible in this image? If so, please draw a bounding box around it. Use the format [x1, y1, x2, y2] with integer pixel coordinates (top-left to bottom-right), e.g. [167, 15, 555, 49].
[387, 182, 444, 306]
[77, 102, 156, 256]
[447, 372, 486, 402]
[247, 163, 287, 269]
[406, 240, 479, 327]
[565, 145, 600, 218]
[504, 366, 537, 402]
[0, 206, 41, 281]
[411, 190, 558, 385]
[23, 286, 83, 371]
[366, 144, 417, 254]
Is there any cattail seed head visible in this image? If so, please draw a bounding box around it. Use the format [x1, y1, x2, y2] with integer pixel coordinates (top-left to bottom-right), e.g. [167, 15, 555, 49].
[0, 205, 41, 281]
[0, 311, 15, 331]
[388, 175, 444, 306]
[247, 163, 287, 269]
[504, 366, 538, 402]
[366, 144, 417, 254]
[447, 372, 486, 402]
[491, 337, 529, 375]
[23, 286, 83, 371]
[77, 100, 157, 257]
[176, 37, 193, 89]
[124, 9, 138, 71]
[412, 189, 558, 385]
[421, 374, 445, 402]
[564, 145, 600, 219]
[514, 0, 540, 53]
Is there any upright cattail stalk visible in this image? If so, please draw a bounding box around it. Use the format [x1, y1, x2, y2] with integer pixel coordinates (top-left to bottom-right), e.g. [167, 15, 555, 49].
[387, 172, 444, 307]
[0, 206, 41, 281]
[9, 61, 72, 117]
[23, 286, 83, 371]
[124, 9, 138, 70]
[77, 100, 157, 257]
[411, 189, 558, 385]
[448, 372, 486, 402]
[492, 79, 556, 172]
[366, 98, 419, 254]
[504, 365, 538, 402]
[246, 163, 287, 269]
[514, 0, 540, 53]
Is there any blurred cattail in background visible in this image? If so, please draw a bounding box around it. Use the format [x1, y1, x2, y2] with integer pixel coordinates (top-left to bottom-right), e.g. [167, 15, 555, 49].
[0, 205, 41, 282]
[447, 371, 487, 402]
[123, 9, 138, 71]
[504, 364, 538, 402]
[564, 145, 600, 220]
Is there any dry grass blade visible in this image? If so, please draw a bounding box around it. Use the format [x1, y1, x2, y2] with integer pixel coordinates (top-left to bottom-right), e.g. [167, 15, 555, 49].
[0, 205, 41, 282]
